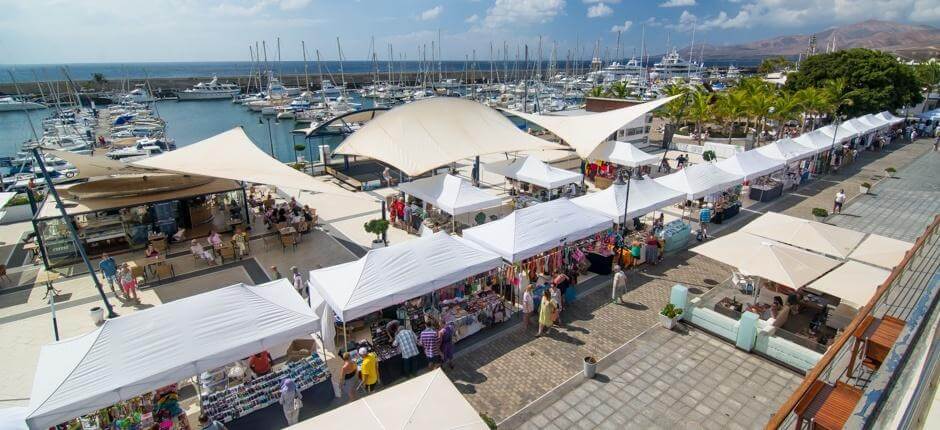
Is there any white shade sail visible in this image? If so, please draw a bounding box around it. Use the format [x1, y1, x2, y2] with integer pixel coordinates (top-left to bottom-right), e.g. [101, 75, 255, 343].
[45, 150, 155, 179]
[485, 156, 583, 189]
[588, 140, 660, 167]
[396, 174, 502, 216]
[714, 150, 785, 180]
[133, 127, 349, 195]
[571, 180, 686, 224]
[848, 234, 913, 270]
[876, 111, 905, 124]
[308, 232, 503, 322]
[741, 212, 865, 259]
[504, 95, 680, 158]
[461, 198, 612, 262]
[754, 138, 817, 163]
[332, 98, 565, 176]
[287, 369, 488, 430]
[807, 261, 890, 309]
[25, 280, 318, 430]
[793, 130, 837, 154]
[691, 232, 841, 289]
[654, 162, 744, 200]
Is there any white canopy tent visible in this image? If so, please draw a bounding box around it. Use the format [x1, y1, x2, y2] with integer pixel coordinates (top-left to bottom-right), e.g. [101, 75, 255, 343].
[25, 280, 318, 430]
[848, 234, 913, 270]
[858, 114, 891, 131]
[0, 407, 27, 430]
[741, 212, 865, 259]
[485, 156, 583, 189]
[690, 232, 841, 289]
[396, 174, 502, 216]
[504, 95, 680, 159]
[307, 232, 503, 322]
[133, 127, 346, 195]
[571, 180, 686, 224]
[875, 111, 905, 125]
[714, 150, 785, 180]
[654, 162, 744, 200]
[287, 369, 488, 430]
[844, 118, 875, 135]
[754, 138, 817, 163]
[587, 140, 659, 167]
[793, 130, 837, 154]
[806, 261, 890, 309]
[816, 123, 859, 143]
[462, 198, 612, 262]
[331, 98, 565, 176]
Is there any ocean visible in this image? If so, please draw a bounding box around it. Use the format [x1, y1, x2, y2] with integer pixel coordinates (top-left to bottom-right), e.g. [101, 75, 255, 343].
[0, 59, 762, 84]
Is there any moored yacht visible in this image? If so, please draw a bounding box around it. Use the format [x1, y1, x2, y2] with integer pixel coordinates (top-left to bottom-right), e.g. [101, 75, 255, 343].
[175, 76, 241, 100]
[650, 48, 704, 82]
[0, 96, 46, 112]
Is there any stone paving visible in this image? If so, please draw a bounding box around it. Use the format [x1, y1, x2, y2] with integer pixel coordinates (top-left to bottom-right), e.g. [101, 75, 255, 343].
[514, 326, 803, 430]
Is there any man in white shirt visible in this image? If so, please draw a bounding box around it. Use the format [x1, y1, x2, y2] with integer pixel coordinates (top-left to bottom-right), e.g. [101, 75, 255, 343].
[833, 189, 846, 214]
[611, 265, 627, 304]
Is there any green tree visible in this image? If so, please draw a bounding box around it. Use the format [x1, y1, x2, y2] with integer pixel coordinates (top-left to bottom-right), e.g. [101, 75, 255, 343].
[606, 81, 631, 99]
[655, 84, 690, 148]
[741, 79, 776, 148]
[587, 86, 605, 97]
[794, 86, 830, 131]
[823, 77, 855, 122]
[785, 48, 923, 117]
[914, 62, 940, 113]
[687, 87, 712, 144]
[770, 90, 802, 139]
[92, 73, 108, 89]
[714, 90, 747, 144]
[757, 56, 794, 74]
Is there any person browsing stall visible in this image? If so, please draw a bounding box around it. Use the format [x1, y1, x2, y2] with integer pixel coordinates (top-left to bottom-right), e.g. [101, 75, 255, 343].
[358, 347, 380, 393]
[389, 320, 420, 378]
[419, 319, 442, 369]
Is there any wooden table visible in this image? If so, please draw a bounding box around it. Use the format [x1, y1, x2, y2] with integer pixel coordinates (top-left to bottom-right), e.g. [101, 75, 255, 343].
[848, 315, 906, 377]
[794, 380, 862, 430]
[127, 256, 166, 280]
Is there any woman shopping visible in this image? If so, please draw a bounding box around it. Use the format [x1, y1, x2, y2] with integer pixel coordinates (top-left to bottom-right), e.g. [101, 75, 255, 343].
[279, 377, 303, 426]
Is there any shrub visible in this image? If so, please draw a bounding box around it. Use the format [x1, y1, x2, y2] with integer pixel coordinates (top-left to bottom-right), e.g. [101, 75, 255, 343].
[812, 208, 829, 218]
[702, 150, 717, 162]
[860, 182, 871, 188]
[661, 303, 683, 319]
[363, 219, 389, 241]
[885, 167, 896, 173]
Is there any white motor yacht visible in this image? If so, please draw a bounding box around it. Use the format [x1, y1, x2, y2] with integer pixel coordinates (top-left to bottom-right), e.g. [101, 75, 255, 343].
[0, 96, 46, 112]
[122, 84, 156, 103]
[314, 80, 344, 98]
[650, 48, 705, 82]
[176, 76, 241, 100]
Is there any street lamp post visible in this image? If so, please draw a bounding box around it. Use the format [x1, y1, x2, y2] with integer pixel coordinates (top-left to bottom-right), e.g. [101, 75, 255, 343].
[260, 116, 279, 158]
[615, 166, 633, 236]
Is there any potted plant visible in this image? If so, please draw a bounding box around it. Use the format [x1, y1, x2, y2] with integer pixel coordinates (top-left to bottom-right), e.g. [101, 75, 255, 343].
[583, 356, 597, 379]
[363, 219, 389, 249]
[812, 207, 829, 221]
[702, 150, 717, 162]
[859, 182, 871, 194]
[659, 303, 683, 330]
[89, 306, 105, 325]
[884, 167, 896, 178]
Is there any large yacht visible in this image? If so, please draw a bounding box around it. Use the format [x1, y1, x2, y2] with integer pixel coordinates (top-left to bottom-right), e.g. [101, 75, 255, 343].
[590, 58, 646, 83]
[314, 80, 344, 98]
[0, 96, 46, 112]
[175, 76, 241, 100]
[121, 84, 156, 103]
[650, 48, 704, 82]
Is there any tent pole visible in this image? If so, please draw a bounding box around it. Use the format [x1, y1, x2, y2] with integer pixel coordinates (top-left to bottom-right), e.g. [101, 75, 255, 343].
[343, 321, 348, 354]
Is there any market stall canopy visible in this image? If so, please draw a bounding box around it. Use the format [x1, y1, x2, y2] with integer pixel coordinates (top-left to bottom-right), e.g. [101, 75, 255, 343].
[793, 130, 837, 154]
[24, 280, 318, 430]
[844, 118, 874, 135]
[691, 231, 841, 289]
[858, 114, 891, 130]
[484, 156, 583, 189]
[875, 111, 905, 125]
[133, 127, 346, 195]
[714, 150, 785, 180]
[571, 180, 685, 224]
[287, 369, 488, 430]
[0, 407, 27, 430]
[741, 212, 865, 259]
[848, 234, 913, 270]
[588, 140, 660, 167]
[332, 98, 565, 176]
[396, 174, 502, 216]
[653, 162, 744, 200]
[816, 123, 859, 143]
[504, 95, 679, 159]
[806, 261, 890, 309]
[308, 232, 503, 322]
[462, 198, 612, 262]
[44, 149, 156, 179]
[754, 138, 817, 163]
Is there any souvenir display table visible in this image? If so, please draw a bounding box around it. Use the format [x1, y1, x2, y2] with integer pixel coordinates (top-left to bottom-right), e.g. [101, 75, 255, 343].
[748, 180, 783, 202]
[660, 220, 691, 254]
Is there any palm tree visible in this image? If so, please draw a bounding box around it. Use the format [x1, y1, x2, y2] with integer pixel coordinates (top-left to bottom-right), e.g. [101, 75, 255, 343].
[687, 88, 712, 144]
[656, 84, 690, 148]
[823, 77, 854, 121]
[744, 83, 776, 148]
[606, 81, 631, 99]
[770, 90, 802, 139]
[714, 90, 746, 145]
[587, 86, 605, 98]
[794, 87, 828, 131]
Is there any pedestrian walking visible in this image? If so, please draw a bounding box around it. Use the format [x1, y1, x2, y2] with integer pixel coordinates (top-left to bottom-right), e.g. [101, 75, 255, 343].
[98, 253, 119, 297]
[611, 265, 627, 304]
[834, 189, 846, 214]
[119, 263, 139, 302]
[290, 266, 305, 297]
[270, 265, 282, 280]
[340, 352, 358, 401]
[934, 129, 939, 151]
[522, 284, 535, 331]
[390, 320, 420, 377]
[279, 377, 303, 426]
[549, 283, 562, 325]
[419, 318, 442, 369]
[698, 205, 711, 240]
[537, 290, 556, 337]
[438, 322, 455, 370]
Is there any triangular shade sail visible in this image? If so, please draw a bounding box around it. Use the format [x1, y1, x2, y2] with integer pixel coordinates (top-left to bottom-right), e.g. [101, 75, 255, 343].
[806, 261, 890, 309]
[25, 280, 318, 430]
[848, 234, 913, 270]
[754, 138, 817, 163]
[793, 131, 837, 154]
[308, 232, 503, 322]
[287, 369, 488, 430]
[133, 127, 346, 195]
[588, 140, 660, 167]
[691, 232, 841, 289]
[396, 174, 502, 216]
[741, 212, 865, 259]
[571, 180, 686, 223]
[876, 111, 905, 124]
[505, 95, 680, 158]
[45, 149, 156, 179]
[714, 151, 785, 180]
[461, 198, 612, 262]
[653, 162, 744, 200]
[332, 98, 565, 176]
[485, 156, 583, 189]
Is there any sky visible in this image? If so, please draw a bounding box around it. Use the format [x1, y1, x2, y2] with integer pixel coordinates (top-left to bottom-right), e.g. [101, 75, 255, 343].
[0, 0, 937, 64]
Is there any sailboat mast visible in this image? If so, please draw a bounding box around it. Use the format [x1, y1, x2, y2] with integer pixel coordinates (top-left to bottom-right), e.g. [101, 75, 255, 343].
[301, 40, 310, 91]
[315, 49, 327, 105]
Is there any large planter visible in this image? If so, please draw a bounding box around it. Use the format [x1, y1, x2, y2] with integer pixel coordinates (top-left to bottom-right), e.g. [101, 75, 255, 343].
[859, 185, 870, 194]
[659, 314, 678, 330]
[371, 240, 386, 250]
[583, 356, 597, 379]
[89, 306, 105, 325]
[813, 215, 827, 222]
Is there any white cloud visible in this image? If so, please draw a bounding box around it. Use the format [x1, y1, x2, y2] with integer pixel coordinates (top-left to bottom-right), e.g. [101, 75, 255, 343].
[480, 0, 566, 29]
[278, 0, 310, 10]
[419, 5, 443, 21]
[659, 0, 696, 7]
[587, 3, 613, 17]
[611, 20, 632, 32]
[465, 14, 480, 23]
[644, 16, 665, 27]
[582, 0, 620, 3]
[213, 0, 311, 16]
